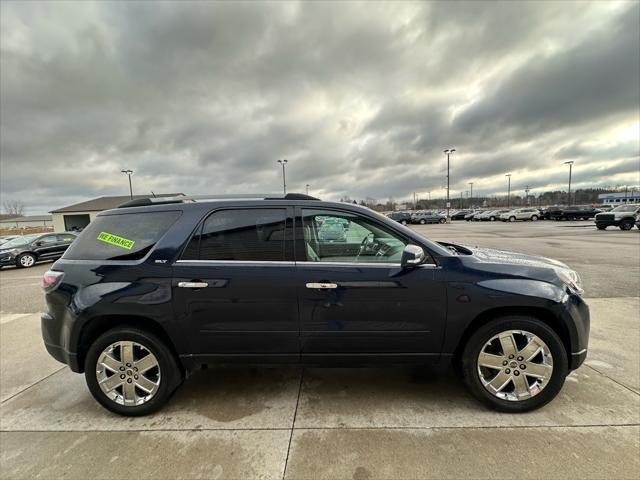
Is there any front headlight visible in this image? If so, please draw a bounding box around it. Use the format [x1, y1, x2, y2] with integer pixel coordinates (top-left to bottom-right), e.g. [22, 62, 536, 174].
[556, 269, 584, 295]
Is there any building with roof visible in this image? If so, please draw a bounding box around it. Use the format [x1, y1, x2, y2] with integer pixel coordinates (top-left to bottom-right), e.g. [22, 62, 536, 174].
[50, 194, 183, 232]
[0, 215, 53, 230]
[598, 191, 640, 205]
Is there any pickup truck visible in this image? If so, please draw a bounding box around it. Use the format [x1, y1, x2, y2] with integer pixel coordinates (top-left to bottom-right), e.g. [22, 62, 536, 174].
[594, 204, 640, 230]
[549, 205, 601, 220]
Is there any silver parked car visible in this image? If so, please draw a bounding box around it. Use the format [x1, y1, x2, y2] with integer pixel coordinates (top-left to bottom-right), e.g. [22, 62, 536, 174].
[476, 209, 512, 221]
[499, 208, 541, 222]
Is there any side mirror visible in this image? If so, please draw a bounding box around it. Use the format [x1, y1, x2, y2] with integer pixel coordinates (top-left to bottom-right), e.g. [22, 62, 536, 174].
[401, 244, 425, 268]
[35, 241, 43, 246]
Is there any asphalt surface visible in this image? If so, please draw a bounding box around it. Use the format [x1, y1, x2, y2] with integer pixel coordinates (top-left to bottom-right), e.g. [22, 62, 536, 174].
[1, 220, 639, 479]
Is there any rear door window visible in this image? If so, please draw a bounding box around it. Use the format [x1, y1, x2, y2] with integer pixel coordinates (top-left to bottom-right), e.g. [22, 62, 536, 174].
[181, 208, 289, 261]
[63, 211, 181, 260]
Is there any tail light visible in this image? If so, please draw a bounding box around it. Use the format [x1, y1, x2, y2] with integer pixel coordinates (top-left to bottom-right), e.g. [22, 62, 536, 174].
[42, 270, 64, 291]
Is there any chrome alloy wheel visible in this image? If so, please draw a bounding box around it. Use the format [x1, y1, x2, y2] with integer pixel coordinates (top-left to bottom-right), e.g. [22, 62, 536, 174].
[477, 330, 553, 401]
[96, 341, 161, 406]
[20, 255, 35, 267]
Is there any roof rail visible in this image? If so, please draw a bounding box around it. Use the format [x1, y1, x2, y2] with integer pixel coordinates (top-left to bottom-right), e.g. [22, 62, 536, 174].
[117, 193, 320, 208]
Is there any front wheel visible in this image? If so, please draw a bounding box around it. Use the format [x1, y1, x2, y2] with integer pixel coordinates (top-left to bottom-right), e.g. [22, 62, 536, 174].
[596, 224, 607, 230]
[620, 220, 634, 231]
[531, 215, 538, 221]
[401, 220, 407, 225]
[16, 253, 36, 268]
[460, 317, 568, 412]
[439, 218, 446, 224]
[420, 219, 426, 225]
[490, 216, 496, 221]
[509, 216, 516, 222]
[84, 327, 182, 416]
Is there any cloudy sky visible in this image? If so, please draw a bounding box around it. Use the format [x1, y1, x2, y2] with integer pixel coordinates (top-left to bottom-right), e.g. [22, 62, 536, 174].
[1, 1, 639, 214]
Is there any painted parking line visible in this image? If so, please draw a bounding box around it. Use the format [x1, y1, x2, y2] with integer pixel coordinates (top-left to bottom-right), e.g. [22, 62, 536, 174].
[0, 314, 32, 325]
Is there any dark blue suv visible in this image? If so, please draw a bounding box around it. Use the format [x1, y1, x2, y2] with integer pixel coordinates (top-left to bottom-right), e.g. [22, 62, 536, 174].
[41, 194, 589, 416]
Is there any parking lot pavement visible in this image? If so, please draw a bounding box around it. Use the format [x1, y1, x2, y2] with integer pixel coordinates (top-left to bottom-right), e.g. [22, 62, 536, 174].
[0, 262, 50, 314]
[1, 221, 639, 479]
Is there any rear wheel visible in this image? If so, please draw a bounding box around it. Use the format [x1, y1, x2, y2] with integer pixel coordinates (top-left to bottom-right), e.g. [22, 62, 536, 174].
[420, 219, 426, 225]
[531, 215, 538, 221]
[85, 327, 182, 416]
[490, 216, 496, 221]
[620, 219, 634, 231]
[401, 220, 407, 225]
[509, 216, 516, 222]
[439, 218, 446, 224]
[596, 224, 606, 230]
[460, 316, 567, 412]
[16, 253, 36, 268]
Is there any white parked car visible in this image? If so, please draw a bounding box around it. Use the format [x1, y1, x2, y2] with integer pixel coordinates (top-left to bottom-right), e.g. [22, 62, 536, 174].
[499, 208, 541, 222]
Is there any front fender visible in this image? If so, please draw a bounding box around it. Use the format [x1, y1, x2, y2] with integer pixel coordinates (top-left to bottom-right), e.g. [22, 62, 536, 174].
[442, 278, 589, 370]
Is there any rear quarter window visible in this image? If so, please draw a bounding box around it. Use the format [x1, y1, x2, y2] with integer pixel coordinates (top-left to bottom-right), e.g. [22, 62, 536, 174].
[63, 211, 181, 261]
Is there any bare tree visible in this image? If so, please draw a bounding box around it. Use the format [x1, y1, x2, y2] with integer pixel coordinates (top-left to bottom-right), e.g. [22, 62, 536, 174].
[2, 199, 25, 217]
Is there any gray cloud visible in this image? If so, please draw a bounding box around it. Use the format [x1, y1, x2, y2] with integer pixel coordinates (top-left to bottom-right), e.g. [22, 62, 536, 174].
[1, 0, 638, 214]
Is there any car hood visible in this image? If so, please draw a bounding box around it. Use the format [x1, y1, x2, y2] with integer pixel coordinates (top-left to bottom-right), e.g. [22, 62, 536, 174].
[457, 244, 570, 270]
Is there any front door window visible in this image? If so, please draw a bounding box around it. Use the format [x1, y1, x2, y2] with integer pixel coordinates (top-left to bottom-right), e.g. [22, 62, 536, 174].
[301, 209, 407, 264]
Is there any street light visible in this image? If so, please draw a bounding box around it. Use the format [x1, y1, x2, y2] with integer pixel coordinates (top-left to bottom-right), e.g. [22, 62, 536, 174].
[277, 159, 288, 194]
[444, 149, 455, 222]
[505, 174, 512, 207]
[564, 161, 574, 206]
[120, 169, 134, 199]
[305, 184, 310, 195]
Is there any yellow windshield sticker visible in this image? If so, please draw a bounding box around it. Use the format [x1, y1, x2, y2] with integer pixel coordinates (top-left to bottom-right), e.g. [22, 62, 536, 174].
[97, 231, 135, 250]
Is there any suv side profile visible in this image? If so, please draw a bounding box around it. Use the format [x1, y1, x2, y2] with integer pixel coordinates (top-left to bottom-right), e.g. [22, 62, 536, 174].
[41, 194, 589, 416]
[0, 232, 76, 269]
[411, 211, 446, 224]
[499, 208, 541, 222]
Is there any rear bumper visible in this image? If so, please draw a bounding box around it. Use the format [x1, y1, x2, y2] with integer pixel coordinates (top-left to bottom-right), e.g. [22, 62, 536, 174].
[41, 312, 82, 372]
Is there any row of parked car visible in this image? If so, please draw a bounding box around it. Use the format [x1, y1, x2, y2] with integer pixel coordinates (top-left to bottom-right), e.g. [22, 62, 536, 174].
[385, 204, 640, 230]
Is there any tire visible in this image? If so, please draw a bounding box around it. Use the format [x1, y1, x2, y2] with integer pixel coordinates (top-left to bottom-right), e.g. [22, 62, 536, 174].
[619, 220, 634, 231]
[420, 219, 426, 225]
[439, 218, 446, 224]
[15, 253, 36, 268]
[531, 215, 538, 221]
[509, 216, 516, 222]
[490, 216, 496, 221]
[460, 316, 568, 413]
[596, 224, 606, 230]
[84, 327, 182, 416]
[401, 220, 407, 225]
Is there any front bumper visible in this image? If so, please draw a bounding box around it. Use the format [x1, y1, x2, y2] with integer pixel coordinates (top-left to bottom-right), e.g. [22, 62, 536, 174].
[0, 253, 16, 266]
[562, 293, 590, 371]
[595, 220, 620, 227]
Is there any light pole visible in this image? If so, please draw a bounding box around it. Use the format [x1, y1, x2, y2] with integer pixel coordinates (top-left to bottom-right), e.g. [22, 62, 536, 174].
[505, 174, 512, 207]
[121, 169, 134, 199]
[468, 182, 473, 207]
[564, 161, 574, 206]
[444, 149, 455, 222]
[305, 184, 310, 195]
[277, 159, 288, 194]
[525, 185, 531, 205]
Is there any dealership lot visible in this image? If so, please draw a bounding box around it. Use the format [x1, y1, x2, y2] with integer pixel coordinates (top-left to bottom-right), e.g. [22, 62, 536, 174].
[1, 221, 638, 479]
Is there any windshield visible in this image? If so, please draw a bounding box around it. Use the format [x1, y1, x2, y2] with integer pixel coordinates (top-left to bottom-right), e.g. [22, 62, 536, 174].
[1, 236, 36, 248]
[611, 205, 638, 212]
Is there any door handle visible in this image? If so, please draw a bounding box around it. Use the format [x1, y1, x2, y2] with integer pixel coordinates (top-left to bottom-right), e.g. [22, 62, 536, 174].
[306, 282, 338, 289]
[178, 281, 209, 289]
